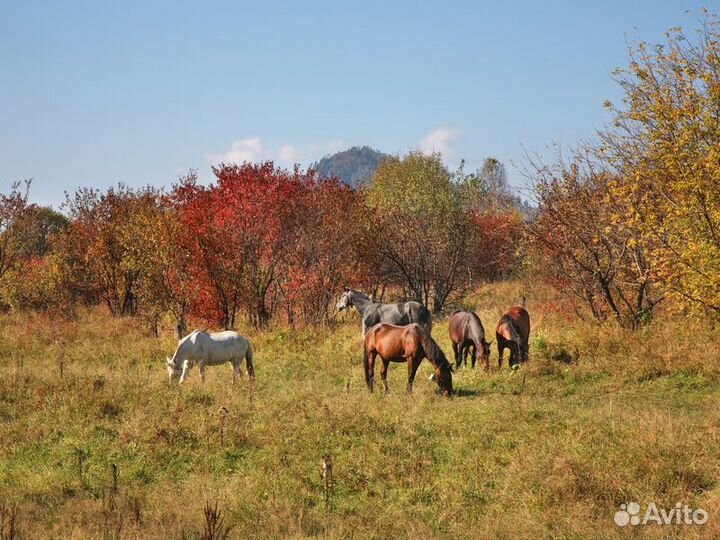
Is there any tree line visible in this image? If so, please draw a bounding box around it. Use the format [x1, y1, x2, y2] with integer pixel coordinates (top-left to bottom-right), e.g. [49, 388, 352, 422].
[0, 155, 523, 334]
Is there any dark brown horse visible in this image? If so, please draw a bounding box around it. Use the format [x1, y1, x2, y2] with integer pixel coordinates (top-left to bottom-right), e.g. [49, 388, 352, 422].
[496, 306, 530, 368]
[448, 310, 492, 370]
[363, 323, 453, 396]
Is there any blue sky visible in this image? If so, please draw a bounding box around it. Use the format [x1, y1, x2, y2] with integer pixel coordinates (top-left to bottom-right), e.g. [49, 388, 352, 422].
[0, 1, 712, 207]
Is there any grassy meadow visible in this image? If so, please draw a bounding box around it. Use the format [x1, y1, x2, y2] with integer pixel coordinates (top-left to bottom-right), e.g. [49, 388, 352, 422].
[1, 281, 720, 539]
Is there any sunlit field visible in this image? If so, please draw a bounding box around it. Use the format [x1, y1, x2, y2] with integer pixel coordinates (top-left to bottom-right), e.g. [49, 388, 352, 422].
[1, 281, 719, 540]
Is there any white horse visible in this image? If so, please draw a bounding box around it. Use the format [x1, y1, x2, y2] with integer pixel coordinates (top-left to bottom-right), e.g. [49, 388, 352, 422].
[165, 330, 254, 385]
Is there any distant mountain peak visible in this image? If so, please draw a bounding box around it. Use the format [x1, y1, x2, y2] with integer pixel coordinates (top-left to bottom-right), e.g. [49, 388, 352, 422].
[312, 146, 390, 187]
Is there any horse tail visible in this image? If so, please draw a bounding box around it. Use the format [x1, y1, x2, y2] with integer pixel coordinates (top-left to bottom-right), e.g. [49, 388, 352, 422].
[245, 342, 255, 379]
[421, 306, 433, 336]
[362, 347, 371, 390]
[500, 314, 522, 361]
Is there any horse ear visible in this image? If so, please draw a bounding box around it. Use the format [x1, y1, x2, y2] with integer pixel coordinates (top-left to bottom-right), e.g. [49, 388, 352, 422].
[344, 286, 350, 292]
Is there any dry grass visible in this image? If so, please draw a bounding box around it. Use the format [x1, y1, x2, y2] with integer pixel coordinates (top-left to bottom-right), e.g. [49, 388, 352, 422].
[1, 281, 719, 539]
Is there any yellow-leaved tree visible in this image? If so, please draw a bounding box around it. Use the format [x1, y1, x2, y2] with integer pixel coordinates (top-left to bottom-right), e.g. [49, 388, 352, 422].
[602, 12, 720, 314]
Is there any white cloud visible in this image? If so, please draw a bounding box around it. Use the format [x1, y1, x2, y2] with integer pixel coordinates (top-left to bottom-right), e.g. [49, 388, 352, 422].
[278, 144, 299, 165]
[207, 137, 265, 165]
[208, 138, 348, 167]
[419, 128, 463, 157]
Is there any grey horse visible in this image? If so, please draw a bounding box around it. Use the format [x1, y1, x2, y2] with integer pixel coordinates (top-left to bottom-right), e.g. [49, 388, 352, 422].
[335, 287, 432, 335]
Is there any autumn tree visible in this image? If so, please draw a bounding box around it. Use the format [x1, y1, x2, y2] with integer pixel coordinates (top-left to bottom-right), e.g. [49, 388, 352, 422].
[0, 181, 74, 312]
[479, 157, 510, 213]
[527, 151, 661, 328]
[115, 186, 196, 336]
[366, 152, 469, 312]
[468, 211, 524, 281]
[600, 12, 720, 315]
[454, 160, 524, 281]
[210, 162, 303, 328]
[60, 185, 150, 316]
[281, 175, 366, 324]
[10, 205, 68, 258]
[0, 180, 31, 283]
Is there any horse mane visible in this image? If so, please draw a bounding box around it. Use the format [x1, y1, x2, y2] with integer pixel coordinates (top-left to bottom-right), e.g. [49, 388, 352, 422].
[351, 289, 372, 301]
[171, 329, 205, 361]
[420, 332, 450, 369]
[469, 311, 486, 338]
[348, 289, 376, 311]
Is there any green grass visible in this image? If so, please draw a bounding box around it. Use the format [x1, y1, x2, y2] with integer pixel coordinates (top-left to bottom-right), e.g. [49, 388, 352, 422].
[1, 282, 720, 539]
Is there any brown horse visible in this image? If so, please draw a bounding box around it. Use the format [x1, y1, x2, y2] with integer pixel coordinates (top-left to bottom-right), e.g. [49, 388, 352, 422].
[363, 323, 453, 396]
[448, 310, 492, 370]
[496, 306, 530, 368]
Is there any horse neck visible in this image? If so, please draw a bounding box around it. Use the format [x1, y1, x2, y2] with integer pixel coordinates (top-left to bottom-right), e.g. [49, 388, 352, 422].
[350, 292, 373, 314]
[171, 334, 196, 364]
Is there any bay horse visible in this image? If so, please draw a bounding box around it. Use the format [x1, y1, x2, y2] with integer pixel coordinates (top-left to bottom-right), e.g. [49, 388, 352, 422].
[336, 287, 432, 335]
[496, 306, 530, 368]
[166, 330, 254, 384]
[448, 310, 492, 370]
[363, 323, 453, 396]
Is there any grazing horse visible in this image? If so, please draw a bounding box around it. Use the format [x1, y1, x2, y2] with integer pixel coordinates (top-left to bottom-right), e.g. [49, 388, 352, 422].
[496, 306, 530, 368]
[336, 287, 432, 335]
[448, 310, 492, 370]
[363, 323, 453, 396]
[165, 330, 254, 385]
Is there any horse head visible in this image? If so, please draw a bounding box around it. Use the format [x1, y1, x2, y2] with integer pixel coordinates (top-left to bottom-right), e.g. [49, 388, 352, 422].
[435, 361, 454, 397]
[166, 357, 181, 382]
[479, 338, 492, 367]
[336, 288, 354, 311]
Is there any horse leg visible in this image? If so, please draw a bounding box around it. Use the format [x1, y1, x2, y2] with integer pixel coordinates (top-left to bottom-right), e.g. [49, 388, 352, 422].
[453, 343, 461, 369]
[497, 339, 504, 368]
[463, 345, 471, 369]
[179, 360, 191, 384]
[199, 361, 206, 383]
[470, 344, 477, 369]
[380, 358, 390, 394]
[367, 351, 376, 392]
[406, 355, 419, 393]
[239, 355, 247, 379]
[231, 359, 240, 384]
